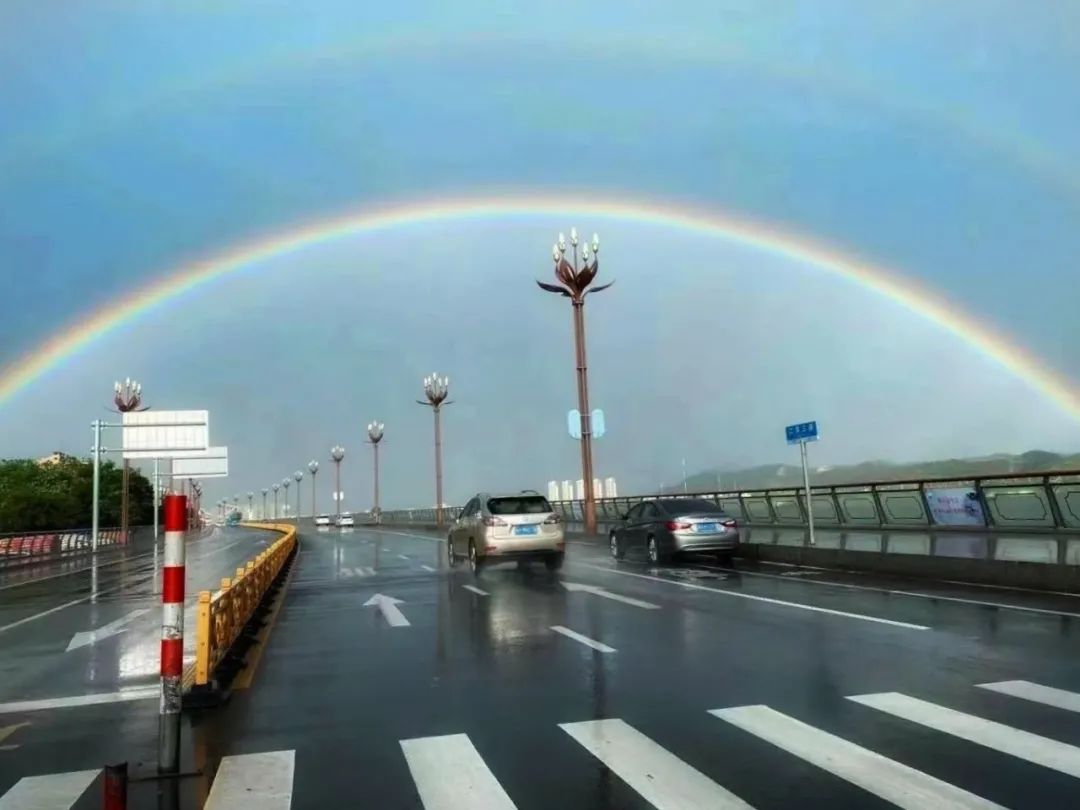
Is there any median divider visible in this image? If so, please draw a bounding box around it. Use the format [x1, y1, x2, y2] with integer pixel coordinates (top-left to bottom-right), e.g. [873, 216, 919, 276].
[185, 522, 297, 708]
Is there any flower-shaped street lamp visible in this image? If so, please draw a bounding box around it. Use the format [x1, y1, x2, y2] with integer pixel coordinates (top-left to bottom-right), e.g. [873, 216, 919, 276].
[417, 375, 452, 528]
[367, 422, 385, 523]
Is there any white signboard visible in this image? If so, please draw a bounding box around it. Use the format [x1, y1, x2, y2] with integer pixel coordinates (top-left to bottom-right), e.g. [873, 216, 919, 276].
[172, 447, 228, 478]
[122, 410, 209, 459]
[925, 487, 986, 527]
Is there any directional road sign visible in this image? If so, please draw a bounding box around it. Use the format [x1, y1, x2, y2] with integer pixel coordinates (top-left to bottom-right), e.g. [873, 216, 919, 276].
[785, 421, 819, 445]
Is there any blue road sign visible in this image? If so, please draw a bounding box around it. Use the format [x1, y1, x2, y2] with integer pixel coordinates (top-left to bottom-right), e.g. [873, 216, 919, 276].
[785, 421, 819, 444]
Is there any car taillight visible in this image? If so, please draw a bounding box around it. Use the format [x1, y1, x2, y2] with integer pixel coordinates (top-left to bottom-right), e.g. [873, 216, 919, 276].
[723, 519, 738, 528]
[482, 516, 507, 527]
[543, 514, 561, 524]
[666, 521, 691, 531]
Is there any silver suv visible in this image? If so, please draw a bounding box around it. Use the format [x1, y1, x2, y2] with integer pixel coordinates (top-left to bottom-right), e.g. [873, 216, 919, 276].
[448, 492, 565, 574]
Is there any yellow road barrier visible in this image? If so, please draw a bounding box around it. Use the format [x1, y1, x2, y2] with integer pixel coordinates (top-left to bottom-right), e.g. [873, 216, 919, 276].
[194, 523, 296, 687]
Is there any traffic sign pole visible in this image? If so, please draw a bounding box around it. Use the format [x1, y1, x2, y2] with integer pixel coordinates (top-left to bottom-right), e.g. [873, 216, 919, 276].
[799, 440, 816, 546]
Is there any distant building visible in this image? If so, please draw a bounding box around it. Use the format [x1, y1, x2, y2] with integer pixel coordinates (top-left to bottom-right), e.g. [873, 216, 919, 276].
[560, 480, 573, 501]
[604, 477, 618, 498]
[575, 479, 585, 500]
[593, 478, 604, 499]
[547, 481, 561, 502]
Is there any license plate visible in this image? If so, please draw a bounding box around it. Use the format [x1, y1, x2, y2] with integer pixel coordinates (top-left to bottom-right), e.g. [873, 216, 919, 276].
[696, 522, 718, 533]
[514, 524, 539, 536]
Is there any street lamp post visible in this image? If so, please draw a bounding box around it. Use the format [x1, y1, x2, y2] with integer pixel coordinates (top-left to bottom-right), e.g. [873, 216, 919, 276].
[272, 483, 280, 518]
[308, 460, 319, 516]
[281, 478, 291, 520]
[112, 378, 148, 543]
[293, 470, 303, 517]
[536, 228, 612, 535]
[417, 375, 451, 529]
[330, 446, 345, 520]
[261, 488, 269, 520]
[247, 492, 254, 520]
[367, 422, 384, 524]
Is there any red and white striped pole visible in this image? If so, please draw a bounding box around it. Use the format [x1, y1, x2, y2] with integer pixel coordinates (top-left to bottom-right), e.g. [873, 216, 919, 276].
[158, 493, 187, 773]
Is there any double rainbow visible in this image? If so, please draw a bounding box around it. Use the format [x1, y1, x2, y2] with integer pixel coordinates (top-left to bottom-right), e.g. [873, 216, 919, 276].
[1, 192, 1077, 419]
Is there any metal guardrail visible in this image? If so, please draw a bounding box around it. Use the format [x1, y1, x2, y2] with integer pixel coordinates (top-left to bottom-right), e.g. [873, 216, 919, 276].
[378, 470, 1080, 534]
[193, 523, 296, 688]
[0, 528, 128, 565]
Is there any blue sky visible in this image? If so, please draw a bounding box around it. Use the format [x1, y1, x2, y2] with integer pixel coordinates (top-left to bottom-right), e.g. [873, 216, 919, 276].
[1, 2, 1078, 507]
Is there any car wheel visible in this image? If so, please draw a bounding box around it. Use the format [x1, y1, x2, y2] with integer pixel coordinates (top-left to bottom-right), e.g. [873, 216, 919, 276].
[447, 536, 459, 567]
[610, 532, 624, 560]
[647, 536, 669, 565]
[545, 553, 565, 572]
[469, 540, 483, 575]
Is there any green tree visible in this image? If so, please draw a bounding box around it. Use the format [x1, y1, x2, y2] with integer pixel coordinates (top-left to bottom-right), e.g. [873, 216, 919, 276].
[0, 457, 153, 533]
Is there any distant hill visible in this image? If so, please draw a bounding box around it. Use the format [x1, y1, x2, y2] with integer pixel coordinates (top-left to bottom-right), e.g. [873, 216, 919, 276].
[670, 450, 1080, 493]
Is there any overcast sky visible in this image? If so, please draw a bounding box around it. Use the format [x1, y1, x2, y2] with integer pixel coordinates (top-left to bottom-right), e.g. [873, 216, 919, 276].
[1, 2, 1078, 508]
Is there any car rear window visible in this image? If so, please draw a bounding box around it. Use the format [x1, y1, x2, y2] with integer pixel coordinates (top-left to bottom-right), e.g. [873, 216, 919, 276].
[487, 496, 553, 515]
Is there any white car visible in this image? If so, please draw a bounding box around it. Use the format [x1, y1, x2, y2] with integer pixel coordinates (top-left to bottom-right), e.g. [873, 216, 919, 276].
[337, 512, 355, 528]
[314, 514, 331, 527]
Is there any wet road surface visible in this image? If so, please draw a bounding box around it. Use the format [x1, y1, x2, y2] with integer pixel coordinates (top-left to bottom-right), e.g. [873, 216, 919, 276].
[3, 524, 1080, 808]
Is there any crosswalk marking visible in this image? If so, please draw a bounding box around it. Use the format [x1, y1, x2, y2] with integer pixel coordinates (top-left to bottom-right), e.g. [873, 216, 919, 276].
[849, 692, 1080, 778]
[560, 718, 753, 809]
[977, 680, 1080, 714]
[401, 733, 517, 810]
[204, 750, 294, 809]
[0, 769, 98, 809]
[711, 705, 1003, 809]
[550, 625, 615, 653]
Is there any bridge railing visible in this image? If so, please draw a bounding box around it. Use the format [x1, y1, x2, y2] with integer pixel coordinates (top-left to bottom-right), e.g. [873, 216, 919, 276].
[0, 527, 132, 567]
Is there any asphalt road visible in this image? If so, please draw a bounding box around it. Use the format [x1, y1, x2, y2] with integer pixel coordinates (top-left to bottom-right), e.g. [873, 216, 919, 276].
[0, 525, 274, 808]
[4, 524, 1080, 808]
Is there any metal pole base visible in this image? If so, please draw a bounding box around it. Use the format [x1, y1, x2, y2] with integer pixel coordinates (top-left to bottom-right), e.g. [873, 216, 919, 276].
[157, 712, 180, 774]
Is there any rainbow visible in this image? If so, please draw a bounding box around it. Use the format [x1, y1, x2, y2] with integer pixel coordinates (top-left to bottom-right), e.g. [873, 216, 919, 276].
[2, 192, 1078, 419]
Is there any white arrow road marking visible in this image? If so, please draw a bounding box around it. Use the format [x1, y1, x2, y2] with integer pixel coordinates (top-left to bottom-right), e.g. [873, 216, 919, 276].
[420, 564, 437, 572]
[0, 722, 28, 751]
[463, 585, 489, 596]
[550, 625, 615, 653]
[66, 609, 150, 652]
[364, 594, 410, 627]
[341, 568, 354, 578]
[561, 582, 660, 610]
[398, 554, 411, 560]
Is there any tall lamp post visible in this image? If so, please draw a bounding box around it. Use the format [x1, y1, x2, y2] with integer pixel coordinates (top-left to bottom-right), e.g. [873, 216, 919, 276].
[272, 483, 280, 518]
[293, 470, 304, 517]
[281, 478, 291, 518]
[330, 446, 345, 520]
[417, 375, 451, 529]
[536, 228, 612, 536]
[247, 492, 254, 520]
[261, 488, 269, 520]
[112, 378, 148, 542]
[308, 460, 319, 516]
[367, 422, 384, 523]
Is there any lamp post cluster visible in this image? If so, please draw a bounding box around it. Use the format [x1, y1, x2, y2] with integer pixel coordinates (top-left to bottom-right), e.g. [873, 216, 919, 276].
[111, 378, 148, 542]
[242, 223, 607, 535]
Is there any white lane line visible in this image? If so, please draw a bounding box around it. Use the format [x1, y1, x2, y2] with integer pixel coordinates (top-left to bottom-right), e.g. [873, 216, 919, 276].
[401, 733, 517, 810]
[204, 750, 294, 809]
[560, 718, 752, 809]
[0, 597, 90, 635]
[573, 563, 929, 630]
[977, 680, 1080, 714]
[0, 686, 158, 715]
[0, 769, 100, 809]
[398, 554, 411, 560]
[678, 560, 1080, 619]
[364, 567, 376, 576]
[463, 585, 489, 596]
[369, 529, 445, 544]
[420, 564, 437, 572]
[848, 692, 1080, 778]
[711, 705, 1002, 809]
[353, 567, 367, 577]
[549, 625, 615, 653]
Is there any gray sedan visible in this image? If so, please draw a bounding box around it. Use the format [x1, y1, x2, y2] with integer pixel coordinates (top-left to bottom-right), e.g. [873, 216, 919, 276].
[609, 498, 740, 564]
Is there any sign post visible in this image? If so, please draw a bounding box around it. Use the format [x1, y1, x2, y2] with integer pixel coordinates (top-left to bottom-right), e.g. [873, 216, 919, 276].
[785, 421, 820, 546]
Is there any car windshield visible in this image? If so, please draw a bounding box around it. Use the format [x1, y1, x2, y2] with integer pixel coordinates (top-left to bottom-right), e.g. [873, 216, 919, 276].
[487, 496, 553, 515]
[660, 499, 723, 514]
